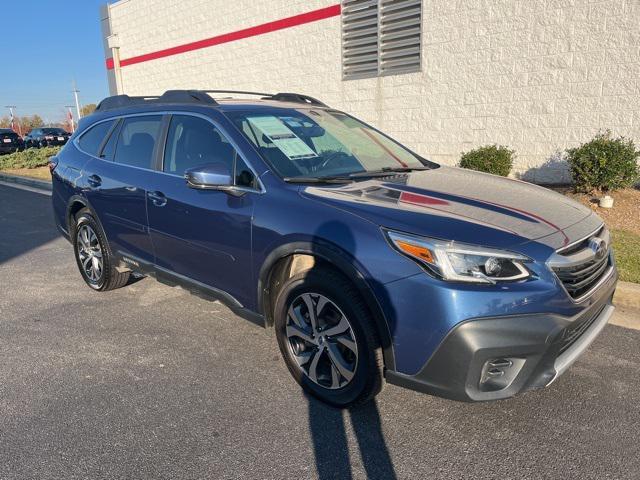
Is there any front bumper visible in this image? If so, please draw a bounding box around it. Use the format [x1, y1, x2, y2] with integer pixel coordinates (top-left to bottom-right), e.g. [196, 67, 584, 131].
[386, 269, 617, 402]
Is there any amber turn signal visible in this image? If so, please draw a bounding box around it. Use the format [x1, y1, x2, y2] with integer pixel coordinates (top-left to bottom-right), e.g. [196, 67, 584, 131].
[395, 240, 435, 265]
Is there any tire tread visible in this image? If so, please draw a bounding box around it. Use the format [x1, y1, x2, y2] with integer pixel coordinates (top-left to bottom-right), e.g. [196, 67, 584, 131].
[74, 208, 130, 291]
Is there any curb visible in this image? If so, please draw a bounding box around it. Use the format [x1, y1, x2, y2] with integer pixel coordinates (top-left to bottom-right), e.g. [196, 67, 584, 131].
[0, 172, 52, 191]
[614, 281, 640, 311]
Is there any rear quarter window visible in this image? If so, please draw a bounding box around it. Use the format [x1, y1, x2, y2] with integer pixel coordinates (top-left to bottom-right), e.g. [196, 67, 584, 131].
[78, 120, 115, 157]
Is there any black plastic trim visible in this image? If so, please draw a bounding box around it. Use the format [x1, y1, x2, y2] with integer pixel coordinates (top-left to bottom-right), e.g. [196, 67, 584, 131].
[386, 277, 616, 402]
[96, 91, 218, 112]
[114, 252, 266, 328]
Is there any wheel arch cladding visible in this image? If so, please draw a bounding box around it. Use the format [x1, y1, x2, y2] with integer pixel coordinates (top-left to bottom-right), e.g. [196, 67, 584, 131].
[257, 240, 396, 371]
[66, 196, 112, 254]
[66, 196, 89, 233]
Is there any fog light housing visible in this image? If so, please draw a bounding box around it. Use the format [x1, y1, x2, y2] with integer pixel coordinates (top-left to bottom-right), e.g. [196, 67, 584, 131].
[479, 357, 525, 392]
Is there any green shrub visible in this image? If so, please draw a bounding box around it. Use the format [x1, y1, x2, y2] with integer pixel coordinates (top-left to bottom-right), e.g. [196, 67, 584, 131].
[567, 131, 639, 193]
[0, 146, 61, 170]
[459, 145, 514, 177]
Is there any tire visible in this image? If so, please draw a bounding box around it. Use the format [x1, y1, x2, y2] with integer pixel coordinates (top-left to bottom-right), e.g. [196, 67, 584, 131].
[73, 208, 130, 291]
[274, 267, 383, 408]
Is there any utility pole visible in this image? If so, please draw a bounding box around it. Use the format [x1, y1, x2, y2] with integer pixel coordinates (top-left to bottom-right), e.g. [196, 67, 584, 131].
[4, 105, 22, 136]
[72, 80, 82, 120]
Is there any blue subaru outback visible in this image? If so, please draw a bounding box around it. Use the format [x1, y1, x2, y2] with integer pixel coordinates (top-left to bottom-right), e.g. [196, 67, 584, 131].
[51, 90, 617, 407]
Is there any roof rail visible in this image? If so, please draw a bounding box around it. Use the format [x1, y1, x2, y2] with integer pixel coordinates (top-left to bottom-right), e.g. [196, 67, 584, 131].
[269, 92, 328, 107]
[95, 89, 328, 112]
[95, 90, 217, 112]
[202, 89, 272, 97]
[202, 89, 328, 107]
[95, 95, 158, 112]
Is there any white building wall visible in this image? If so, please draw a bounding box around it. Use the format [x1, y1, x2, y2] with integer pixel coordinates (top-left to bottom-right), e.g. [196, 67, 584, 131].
[105, 0, 640, 183]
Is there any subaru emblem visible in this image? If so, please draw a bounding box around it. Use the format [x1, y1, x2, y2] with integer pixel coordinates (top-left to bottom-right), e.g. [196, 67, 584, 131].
[589, 237, 607, 260]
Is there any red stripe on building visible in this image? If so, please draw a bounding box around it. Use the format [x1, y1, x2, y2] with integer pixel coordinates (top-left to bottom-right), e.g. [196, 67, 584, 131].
[106, 4, 341, 70]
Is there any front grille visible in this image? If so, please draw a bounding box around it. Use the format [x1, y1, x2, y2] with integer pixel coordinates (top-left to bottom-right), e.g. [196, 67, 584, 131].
[550, 226, 612, 300]
[553, 253, 610, 299]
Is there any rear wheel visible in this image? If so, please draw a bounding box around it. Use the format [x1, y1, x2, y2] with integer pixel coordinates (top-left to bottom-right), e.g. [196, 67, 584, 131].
[274, 267, 383, 408]
[73, 209, 129, 291]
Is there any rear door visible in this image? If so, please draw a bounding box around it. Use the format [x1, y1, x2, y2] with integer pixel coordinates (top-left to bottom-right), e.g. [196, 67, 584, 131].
[146, 113, 259, 306]
[82, 115, 163, 264]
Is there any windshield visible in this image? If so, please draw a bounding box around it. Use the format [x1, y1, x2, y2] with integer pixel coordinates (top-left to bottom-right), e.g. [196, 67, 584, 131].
[42, 128, 67, 135]
[227, 108, 433, 179]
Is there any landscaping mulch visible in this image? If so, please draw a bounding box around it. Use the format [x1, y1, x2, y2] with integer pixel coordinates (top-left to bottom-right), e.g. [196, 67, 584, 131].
[551, 187, 640, 236]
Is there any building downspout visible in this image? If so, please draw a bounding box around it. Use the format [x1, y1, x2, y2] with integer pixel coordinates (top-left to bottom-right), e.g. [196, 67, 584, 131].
[100, 4, 120, 95]
[108, 37, 124, 94]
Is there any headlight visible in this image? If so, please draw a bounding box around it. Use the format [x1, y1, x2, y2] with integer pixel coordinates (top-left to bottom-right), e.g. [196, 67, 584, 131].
[385, 230, 531, 284]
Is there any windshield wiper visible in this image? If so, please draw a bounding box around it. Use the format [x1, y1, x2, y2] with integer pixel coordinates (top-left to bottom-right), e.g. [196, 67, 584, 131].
[283, 176, 353, 184]
[347, 166, 430, 178]
[283, 166, 431, 184]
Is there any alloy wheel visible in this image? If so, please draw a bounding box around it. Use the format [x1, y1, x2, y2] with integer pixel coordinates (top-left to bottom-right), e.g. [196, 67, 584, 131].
[285, 293, 358, 389]
[76, 224, 103, 283]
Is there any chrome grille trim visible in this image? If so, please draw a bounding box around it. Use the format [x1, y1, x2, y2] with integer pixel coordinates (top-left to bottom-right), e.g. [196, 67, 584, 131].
[555, 224, 604, 255]
[547, 225, 613, 303]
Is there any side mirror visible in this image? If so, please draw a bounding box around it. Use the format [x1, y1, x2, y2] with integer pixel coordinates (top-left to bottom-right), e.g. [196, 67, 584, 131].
[185, 163, 240, 194]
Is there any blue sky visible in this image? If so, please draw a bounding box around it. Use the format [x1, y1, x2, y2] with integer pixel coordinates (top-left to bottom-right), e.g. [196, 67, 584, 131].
[0, 0, 113, 123]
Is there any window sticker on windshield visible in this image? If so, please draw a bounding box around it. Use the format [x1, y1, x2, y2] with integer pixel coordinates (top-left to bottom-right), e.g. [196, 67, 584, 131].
[247, 116, 318, 160]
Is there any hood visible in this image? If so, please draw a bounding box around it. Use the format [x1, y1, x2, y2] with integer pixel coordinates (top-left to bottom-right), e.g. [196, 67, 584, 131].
[301, 166, 598, 250]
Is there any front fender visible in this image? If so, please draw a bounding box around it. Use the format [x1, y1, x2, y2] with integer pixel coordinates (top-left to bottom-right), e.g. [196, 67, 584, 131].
[256, 239, 396, 371]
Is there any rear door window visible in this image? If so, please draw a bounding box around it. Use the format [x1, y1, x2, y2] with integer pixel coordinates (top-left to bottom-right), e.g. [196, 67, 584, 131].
[78, 120, 115, 157]
[113, 116, 162, 169]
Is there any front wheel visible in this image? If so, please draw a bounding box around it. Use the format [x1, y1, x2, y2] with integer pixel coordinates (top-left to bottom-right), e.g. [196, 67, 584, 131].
[73, 209, 130, 291]
[274, 268, 383, 408]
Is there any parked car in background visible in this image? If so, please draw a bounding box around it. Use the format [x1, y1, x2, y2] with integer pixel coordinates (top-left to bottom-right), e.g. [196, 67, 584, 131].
[24, 127, 70, 148]
[0, 128, 24, 154]
[51, 90, 618, 407]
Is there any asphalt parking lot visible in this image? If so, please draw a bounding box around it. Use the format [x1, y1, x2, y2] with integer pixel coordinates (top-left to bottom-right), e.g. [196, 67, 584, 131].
[1, 183, 639, 480]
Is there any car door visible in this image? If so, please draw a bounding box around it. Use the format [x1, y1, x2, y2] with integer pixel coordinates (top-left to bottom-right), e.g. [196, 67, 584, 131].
[146, 113, 260, 307]
[82, 115, 162, 264]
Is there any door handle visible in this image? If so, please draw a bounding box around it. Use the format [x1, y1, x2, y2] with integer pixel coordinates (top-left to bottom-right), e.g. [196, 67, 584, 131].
[87, 174, 102, 188]
[147, 191, 167, 207]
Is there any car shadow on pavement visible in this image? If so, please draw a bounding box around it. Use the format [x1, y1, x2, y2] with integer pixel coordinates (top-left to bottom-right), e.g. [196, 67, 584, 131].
[0, 185, 59, 265]
[307, 396, 396, 479]
[306, 220, 397, 479]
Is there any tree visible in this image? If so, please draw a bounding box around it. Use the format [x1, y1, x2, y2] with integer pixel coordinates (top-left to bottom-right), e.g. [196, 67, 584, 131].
[81, 103, 97, 117]
[0, 114, 44, 132]
[21, 115, 44, 131]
